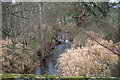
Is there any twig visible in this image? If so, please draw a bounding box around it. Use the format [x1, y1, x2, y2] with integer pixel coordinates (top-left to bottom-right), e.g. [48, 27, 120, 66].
[10, 12, 28, 19]
[82, 31, 120, 56]
[13, 3, 39, 14]
[0, 45, 32, 50]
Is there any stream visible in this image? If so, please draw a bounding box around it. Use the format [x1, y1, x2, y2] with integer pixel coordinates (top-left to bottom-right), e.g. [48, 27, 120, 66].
[34, 34, 70, 75]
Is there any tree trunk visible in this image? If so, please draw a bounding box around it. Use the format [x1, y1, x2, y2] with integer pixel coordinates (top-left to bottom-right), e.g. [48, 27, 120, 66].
[38, 3, 44, 54]
[118, 7, 120, 77]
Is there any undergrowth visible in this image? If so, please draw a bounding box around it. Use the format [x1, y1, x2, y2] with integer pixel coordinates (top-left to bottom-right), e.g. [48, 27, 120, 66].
[0, 38, 41, 74]
[57, 33, 119, 77]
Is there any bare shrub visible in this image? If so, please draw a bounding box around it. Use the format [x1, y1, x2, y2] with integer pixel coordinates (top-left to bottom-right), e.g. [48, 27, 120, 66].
[72, 31, 105, 48]
[57, 38, 119, 77]
[0, 38, 40, 73]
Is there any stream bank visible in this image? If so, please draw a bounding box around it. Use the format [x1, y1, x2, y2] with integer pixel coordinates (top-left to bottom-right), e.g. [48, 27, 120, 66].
[35, 34, 70, 75]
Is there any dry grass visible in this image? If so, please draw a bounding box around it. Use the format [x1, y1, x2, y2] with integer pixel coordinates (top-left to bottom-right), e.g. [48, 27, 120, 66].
[57, 38, 119, 77]
[0, 38, 41, 74]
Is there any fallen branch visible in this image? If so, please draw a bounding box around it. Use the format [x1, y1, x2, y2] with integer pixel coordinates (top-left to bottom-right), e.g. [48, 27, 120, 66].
[1, 73, 119, 79]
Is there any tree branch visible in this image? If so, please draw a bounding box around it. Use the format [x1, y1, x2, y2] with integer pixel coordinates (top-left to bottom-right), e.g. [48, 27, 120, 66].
[82, 31, 120, 57]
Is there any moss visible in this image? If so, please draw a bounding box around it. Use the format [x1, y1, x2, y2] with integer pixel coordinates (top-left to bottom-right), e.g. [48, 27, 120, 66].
[31, 37, 41, 49]
[1, 74, 120, 80]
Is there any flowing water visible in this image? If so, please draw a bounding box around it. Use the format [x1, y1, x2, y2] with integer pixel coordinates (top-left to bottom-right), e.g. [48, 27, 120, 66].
[35, 34, 70, 75]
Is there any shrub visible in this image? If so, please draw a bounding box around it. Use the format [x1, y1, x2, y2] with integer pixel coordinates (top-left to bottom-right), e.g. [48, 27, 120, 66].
[0, 38, 41, 73]
[57, 38, 119, 77]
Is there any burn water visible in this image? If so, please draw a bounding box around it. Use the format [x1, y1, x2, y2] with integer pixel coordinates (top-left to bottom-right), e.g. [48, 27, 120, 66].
[34, 38, 70, 75]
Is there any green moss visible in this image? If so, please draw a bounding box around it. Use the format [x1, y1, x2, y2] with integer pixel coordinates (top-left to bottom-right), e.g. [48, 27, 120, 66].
[1, 74, 120, 80]
[32, 37, 41, 49]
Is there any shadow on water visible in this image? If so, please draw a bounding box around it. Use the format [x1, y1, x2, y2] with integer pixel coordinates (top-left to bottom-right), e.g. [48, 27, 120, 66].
[35, 36, 70, 75]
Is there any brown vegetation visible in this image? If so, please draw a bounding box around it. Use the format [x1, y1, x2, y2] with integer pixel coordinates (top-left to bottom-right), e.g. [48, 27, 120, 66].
[57, 37, 119, 77]
[0, 38, 41, 73]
